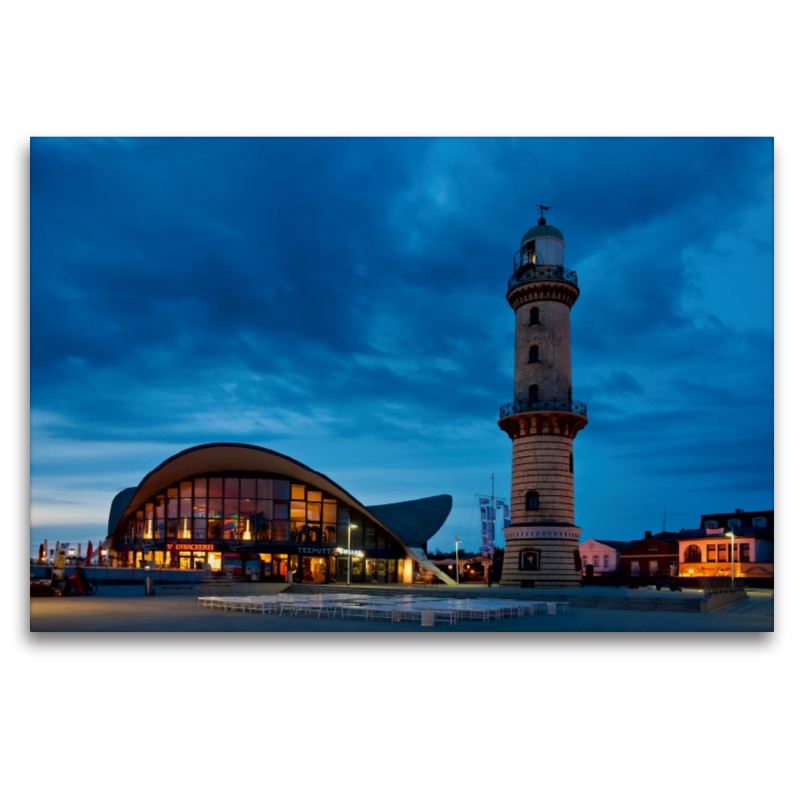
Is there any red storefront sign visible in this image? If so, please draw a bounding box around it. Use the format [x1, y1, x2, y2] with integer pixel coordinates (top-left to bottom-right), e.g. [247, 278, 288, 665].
[166, 543, 216, 552]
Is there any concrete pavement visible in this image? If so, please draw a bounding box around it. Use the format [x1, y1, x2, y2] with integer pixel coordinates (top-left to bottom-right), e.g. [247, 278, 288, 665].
[29, 591, 774, 632]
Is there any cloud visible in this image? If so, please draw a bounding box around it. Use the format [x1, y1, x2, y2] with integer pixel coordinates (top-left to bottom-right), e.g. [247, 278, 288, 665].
[30, 137, 774, 553]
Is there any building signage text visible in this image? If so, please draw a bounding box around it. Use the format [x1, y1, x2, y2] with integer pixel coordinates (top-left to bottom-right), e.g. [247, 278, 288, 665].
[166, 543, 216, 552]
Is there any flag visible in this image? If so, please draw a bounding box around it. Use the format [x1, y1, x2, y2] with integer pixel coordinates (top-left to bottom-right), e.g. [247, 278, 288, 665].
[498, 500, 510, 528]
[479, 496, 497, 559]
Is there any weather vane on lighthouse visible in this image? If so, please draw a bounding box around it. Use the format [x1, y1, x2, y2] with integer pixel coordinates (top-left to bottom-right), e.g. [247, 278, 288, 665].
[537, 202, 550, 224]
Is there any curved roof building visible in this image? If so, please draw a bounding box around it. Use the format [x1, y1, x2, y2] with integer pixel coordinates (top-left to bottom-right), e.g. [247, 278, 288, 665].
[106, 443, 455, 585]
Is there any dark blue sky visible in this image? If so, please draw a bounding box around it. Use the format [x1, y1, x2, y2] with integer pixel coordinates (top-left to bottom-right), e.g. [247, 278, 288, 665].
[30, 137, 773, 556]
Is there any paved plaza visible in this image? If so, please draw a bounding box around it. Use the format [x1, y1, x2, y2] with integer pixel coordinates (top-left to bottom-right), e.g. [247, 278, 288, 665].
[29, 589, 774, 633]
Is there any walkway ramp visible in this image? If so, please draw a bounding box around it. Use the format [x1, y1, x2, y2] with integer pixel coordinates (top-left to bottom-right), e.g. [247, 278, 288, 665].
[407, 546, 458, 586]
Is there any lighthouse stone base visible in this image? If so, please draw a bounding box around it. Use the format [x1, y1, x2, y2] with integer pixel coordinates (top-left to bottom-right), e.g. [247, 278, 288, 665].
[500, 525, 584, 588]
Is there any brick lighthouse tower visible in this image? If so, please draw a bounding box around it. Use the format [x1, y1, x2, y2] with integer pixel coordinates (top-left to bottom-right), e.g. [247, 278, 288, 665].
[498, 206, 588, 587]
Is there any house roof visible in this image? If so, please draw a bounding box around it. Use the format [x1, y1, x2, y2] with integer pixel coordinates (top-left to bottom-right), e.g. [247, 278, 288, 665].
[582, 539, 637, 552]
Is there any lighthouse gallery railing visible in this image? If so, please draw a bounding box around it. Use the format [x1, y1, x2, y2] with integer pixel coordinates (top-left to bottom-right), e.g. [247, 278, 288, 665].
[499, 398, 588, 419]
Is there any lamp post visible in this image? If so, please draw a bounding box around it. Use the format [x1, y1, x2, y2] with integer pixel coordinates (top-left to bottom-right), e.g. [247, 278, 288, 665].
[69, 548, 75, 566]
[725, 530, 736, 592]
[347, 523, 357, 586]
[455, 538, 462, 586]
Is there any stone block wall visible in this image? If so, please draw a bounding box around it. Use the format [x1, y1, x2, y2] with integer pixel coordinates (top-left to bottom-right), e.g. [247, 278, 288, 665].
[514, 300, 572, 400]
[511, 434, 574, 524]
[500, 537, 583, 588]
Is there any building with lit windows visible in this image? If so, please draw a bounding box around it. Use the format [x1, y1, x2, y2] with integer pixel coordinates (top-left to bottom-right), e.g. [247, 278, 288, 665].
[105, 443, 455, 585]
[676, 510, 774, 579]
[578, 540, 626, 577]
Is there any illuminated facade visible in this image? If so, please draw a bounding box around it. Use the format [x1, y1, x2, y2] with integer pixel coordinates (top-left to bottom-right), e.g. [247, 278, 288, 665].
[106, 443, 455, 584]
[498, 210, 588, 587]
[676, 510, 774, 579]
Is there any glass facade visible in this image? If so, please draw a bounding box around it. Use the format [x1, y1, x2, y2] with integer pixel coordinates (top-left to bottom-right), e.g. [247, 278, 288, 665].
[116, 471, 405, 582]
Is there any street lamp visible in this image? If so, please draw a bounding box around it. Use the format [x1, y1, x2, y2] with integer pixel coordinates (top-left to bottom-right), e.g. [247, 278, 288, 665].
[69, 548, 75, 565]
[725, 530, 736, 592]
[455, 538, 462, 586]
[347, 523, 357, 586]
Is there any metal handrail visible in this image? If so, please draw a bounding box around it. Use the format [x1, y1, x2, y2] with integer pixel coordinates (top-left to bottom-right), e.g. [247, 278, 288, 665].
[499, 398, 588, 419]
[508, 265, 578, 291]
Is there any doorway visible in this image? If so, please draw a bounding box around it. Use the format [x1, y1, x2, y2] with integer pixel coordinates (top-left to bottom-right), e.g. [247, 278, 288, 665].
[302, 557, 328, 583]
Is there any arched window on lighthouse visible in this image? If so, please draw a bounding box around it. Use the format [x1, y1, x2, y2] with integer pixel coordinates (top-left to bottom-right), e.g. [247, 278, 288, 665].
[529, 306, 540, 325]
[529, 344, 539, 363]
[526, 491, 540, 511]
[529, 384, 539, 403]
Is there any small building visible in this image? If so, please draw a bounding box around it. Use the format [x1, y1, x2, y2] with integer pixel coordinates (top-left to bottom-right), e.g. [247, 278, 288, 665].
[677, 510, 774, 579]
[619, 532, 682, 578]
[578, 540, 628, 576]
[104, 443, 456, 585]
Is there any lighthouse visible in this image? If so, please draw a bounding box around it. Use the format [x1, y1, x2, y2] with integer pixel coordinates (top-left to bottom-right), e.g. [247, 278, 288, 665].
[498, 207, 588, 587]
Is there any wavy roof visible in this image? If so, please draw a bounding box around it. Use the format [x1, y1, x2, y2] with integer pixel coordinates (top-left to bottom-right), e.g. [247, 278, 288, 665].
[107, 442, 451, 550]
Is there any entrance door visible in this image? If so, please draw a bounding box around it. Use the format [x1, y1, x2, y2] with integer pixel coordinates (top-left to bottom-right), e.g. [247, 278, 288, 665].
[302, 557, 327, 583]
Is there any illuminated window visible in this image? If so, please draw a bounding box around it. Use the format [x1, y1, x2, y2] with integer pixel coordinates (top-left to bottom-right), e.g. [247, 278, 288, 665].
[740, 543, 750, 562]
[707, 545, 716, 562]
[167, 487, 178, 518]
[272, 520, 289, 542]
[525, 491, 540, 511]
[529, 344, 539, 363]
[529, 306, 540, 325]
[684, 545, 702, 563]
[224, 496, 238, 518]
[193, 496, 207, 519]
